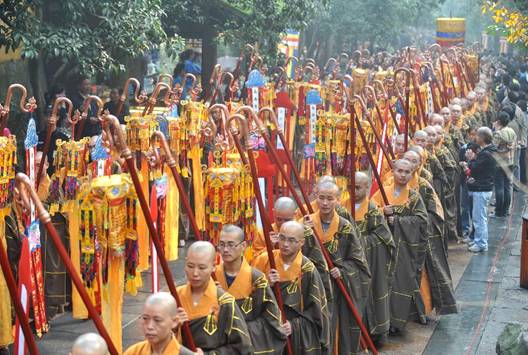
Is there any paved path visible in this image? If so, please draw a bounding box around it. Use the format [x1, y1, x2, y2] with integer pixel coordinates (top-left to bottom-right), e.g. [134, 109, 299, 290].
[34, 193, 528, 354]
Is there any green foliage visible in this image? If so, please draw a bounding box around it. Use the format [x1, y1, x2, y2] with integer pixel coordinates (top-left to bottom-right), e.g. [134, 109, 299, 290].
[308, 0, 444, 51]
[162, 0, 327, 57]
[1, 0, 183, 77]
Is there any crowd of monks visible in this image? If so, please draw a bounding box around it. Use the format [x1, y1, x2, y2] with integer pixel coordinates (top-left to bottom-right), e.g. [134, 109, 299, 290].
[1, 55, 499, 355]
[118, 68, 494, 354]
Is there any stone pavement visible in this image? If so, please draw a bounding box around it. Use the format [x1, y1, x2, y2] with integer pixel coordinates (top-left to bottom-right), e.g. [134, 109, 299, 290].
[33, 193, 528, 354]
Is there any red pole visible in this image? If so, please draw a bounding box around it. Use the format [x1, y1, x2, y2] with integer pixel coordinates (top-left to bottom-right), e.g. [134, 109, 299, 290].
[248, 109, 378, 355]
[350, 102, 356, 221]
[102, 115, 197, 351]
[362, 86, 396, 158]
[227, 113, 294, 355]
[152, 131, 203, 241]
[394, 68, 411, 151]
[0, 235, 40, 355]
[16, 173, 118, 355]
[116, 78, 145, 118]
[410, 70, 427, 129]
[36, 97, 73, 190]
[373, 80, 400, 134]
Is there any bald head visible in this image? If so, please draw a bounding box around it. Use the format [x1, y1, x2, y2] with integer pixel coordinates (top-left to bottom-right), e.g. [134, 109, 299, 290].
[414, 130, 427, 139]
[187, 241, 216, 265]
[429, 113, 444, 127]
[274, 196, 297, 213]
[145, 292, 177, 317]
[317, 180, 340, 196]
[220, 224, 244, 243]
[403, 150, 421, 172]
[395, 134, 408, 158]
[280, 221, 305, 240]
[354, 171, 369, 202]
[71, 333, 108, 355]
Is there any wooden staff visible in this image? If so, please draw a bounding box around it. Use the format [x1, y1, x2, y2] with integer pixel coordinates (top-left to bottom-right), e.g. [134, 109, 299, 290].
[117, 78, 146, 117]
[441, 58, 458, 98]
[349, 100, 356, 221]
[102, 114, 197, 351]
[0, 84, 35, 131]
[246, 107, 378, 355]
[206, 64, 223, 104]
[354, 95, 395, 164]
[362, 85, 397, 155]
[77, 95, 104, 140]
[419, 62, 441, 112]
[410, 69, 426, 128]
[35, 97, 73, 190]
[227, 113, 294, 355]
[0, 218, 39, 354]
[16, 173, 119, 355]
[158, 73, 173, 86]
[151, 131, 203, 241]
[350, 106, 390, 205]
[373, 80, 401, 134]
[142, 82, 172, 116]
[394, 68, 411, 151]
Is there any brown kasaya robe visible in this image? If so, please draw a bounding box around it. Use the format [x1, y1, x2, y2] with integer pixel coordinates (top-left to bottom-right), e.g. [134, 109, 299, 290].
[254, 250, 331, 354]
[215, 258, 287, 354]
[177, 279, 253, 354]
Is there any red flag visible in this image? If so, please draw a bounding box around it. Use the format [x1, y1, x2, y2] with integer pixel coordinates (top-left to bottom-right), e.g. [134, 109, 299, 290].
[14, 237, 32, 355]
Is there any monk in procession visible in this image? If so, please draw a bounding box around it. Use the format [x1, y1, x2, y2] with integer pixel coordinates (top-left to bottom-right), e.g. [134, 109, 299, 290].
[253, 221, 330, 354]
[124, 292, 198, 355]
[251, 196, 332, 303]
[304, 180, 371, 354]
[413, 130, 450, 211]
[394, 134, 407, 160]
[214, 224, 287, 354]
[71, 333, 109, 355]
[403, 150, 458, 316]
[177, 241, 253, 354]
[424, 125, 460, 243]
[371, 159, 429, 333]
[351, 172, 395, 345]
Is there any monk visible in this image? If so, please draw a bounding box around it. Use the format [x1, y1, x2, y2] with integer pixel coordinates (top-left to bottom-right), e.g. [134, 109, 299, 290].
[71, 333, 109, 355]
[294, 175, 352, 222]
[429, 113, 458, 162]
[403, 151, 457, 317]
[251, 197, 332, 305]
[394, 134, 407, 159]
[448, 103, 465, 155]
[371, 159, 429, 333]
[124, 292, 198, 355]
[215, 225, 287, 354]
[253, 221, 330, 354]
[413, 130, 449, 203]
[177, 241, 252, 354]
[407, 145, 433, 184]
[352, 172, 395, 346]
[425, 125, 460, 243]
[305, 180, 371, 354]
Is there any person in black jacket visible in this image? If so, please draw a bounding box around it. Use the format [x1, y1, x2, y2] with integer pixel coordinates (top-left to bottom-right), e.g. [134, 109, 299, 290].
[459, 126, 479, 243]
[461, 127, 497, 253]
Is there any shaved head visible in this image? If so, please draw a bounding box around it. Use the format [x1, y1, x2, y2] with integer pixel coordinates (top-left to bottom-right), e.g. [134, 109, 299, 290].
[393, 159, 413, 186]
[274, 197, 297, 212]
[71, 333, 108, 355]
[355, 171, 369, 185]
[220, 224, 244, 243]
[429, 113, 444, 127]
[403, 150, 421, 172]
[280, 221, 305, 240]
[145, 292, 177, 317]
[317, 180, 340, 196]
[414, 130, 427, 139]
[187, 241, 216, 265]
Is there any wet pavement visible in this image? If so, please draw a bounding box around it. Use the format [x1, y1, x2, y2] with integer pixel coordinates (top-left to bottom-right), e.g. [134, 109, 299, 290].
[34, 193, 528, 354]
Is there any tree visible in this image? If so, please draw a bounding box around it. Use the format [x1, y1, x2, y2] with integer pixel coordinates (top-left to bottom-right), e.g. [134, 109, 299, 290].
[0, 0, 182, 120]
[161, 0, 327, 89]
[482, 1, 528, 48]
[304, 0, 444, 61]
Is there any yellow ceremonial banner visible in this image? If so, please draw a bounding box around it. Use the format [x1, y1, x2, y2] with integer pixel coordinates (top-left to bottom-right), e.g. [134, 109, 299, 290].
[164, 166, 180, 260]
[0, 213, 13, 348]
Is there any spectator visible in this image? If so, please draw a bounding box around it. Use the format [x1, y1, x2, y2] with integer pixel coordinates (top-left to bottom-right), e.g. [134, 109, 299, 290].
[103, 88, 129, 124]
[459, 126, 479, 243]
[71, 76, 101, 138]
[493, 112, 517, 218]
[462, 127, 497, 253]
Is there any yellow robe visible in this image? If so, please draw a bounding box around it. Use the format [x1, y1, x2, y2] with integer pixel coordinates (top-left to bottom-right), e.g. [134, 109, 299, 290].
[124, 335, 182, 355]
